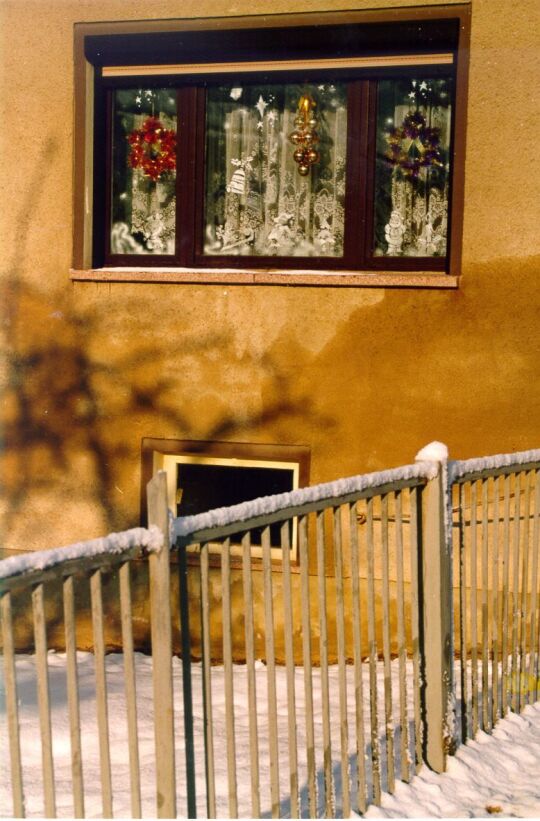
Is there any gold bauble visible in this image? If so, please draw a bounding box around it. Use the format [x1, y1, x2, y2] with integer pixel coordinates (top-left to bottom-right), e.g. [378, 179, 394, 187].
[307, 148, 319, 164]
[289, 130, 303, 145]
[298, 164, 310, 176]
[293, 148, 305, 162]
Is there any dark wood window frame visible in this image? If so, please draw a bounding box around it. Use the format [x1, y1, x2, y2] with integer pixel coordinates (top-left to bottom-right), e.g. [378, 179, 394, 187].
[72, 5, 470, 288]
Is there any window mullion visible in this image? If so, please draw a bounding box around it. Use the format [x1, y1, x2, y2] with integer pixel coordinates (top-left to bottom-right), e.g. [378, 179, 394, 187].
[362, 80, 379, 268]
[342, 80, 369, 268]
[176, 86, 199, 267]
[192, 87, 208, 263]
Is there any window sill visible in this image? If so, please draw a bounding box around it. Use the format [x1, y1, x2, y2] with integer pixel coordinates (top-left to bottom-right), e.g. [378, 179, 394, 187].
[70, 267, 459, 289]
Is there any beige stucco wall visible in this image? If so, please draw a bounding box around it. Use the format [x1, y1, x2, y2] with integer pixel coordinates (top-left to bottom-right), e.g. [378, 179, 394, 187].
[1, 0, 539, 560]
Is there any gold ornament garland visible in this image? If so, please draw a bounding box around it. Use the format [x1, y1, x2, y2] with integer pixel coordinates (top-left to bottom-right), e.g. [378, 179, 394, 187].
[288, 95, 320, 176]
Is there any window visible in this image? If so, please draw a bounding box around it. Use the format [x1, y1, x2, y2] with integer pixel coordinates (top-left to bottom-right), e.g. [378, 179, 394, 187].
[141, 439, 310, 560]
[74, 8, 470, 282]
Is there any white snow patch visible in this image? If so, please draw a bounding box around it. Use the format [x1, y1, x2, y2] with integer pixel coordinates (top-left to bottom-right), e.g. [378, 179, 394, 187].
[364, 703, 540, 819]
[449, 448, 540, 482]
[173, 461, 435, 540]
[0, 526, 163, 581]
[415, 441, 449, 462]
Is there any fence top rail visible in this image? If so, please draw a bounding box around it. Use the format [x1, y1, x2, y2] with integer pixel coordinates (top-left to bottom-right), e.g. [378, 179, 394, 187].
[449, 448, 540, 484]
[173, 459, 436, 544]
[0, 526, 164, 590]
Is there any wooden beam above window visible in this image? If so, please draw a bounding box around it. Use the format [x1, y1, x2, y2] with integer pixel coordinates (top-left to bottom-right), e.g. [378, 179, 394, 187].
[103, 53, 454, 78]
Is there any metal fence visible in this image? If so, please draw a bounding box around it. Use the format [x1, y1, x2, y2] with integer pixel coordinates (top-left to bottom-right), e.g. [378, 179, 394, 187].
[0, 445, 539, 819]
[172, 463, 436, 819]
[450, 453, 540, 742]
[0, 522, 169, 820]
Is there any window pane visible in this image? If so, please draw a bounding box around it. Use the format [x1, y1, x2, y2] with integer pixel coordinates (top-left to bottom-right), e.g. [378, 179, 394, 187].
[374, 78, 452, 258]
[204, 83, 347, 257]
[110, 89, 177, 255]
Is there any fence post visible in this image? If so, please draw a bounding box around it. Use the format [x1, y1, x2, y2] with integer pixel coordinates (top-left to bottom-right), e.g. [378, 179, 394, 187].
[147, 471, 177, 818]
[416, 443, 455, 773]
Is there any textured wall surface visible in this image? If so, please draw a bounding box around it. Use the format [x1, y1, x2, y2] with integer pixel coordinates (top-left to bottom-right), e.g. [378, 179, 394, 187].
[1, 0, 539, 556]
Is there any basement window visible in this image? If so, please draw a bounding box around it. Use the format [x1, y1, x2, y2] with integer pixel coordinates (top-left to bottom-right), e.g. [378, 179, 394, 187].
[142, 439, 310, 560]
[73, 8, 470, 282]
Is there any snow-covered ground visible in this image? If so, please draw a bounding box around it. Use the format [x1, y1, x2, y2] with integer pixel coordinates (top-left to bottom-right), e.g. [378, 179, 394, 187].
[1, 651, 539, 819]
[364, 704, 540, 818]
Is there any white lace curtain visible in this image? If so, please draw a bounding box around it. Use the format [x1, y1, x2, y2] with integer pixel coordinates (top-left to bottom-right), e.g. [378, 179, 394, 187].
[204, 97, 347, 258]
[380, 101, 451, 258]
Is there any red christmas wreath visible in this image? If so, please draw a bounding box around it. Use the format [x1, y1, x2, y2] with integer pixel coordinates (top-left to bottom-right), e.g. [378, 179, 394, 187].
[127, 116, 176, 182]
[385, 111, 443, 180]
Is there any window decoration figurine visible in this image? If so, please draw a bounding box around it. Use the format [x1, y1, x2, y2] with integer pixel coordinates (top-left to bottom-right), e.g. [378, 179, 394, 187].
[384, 210, 405, 255]
[289, 94, 320, 176]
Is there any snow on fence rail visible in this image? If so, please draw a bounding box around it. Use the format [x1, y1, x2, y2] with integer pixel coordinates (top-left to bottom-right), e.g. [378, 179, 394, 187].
[0, 444, 539, 820]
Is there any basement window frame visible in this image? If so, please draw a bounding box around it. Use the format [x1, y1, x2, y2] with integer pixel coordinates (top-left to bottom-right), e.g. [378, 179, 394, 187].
[141, 438, 311, 564]
[72, 6, 470, 288]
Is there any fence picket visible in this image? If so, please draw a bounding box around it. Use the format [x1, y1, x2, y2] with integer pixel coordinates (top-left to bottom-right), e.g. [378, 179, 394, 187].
[299, 514, 317, 817]
[333, 505, 350, 817]
[519, 471, 532, 705]
[221, 537, 238, 819]
[63, 575, 85, 819]
[262, 525, 281, 819]
[529, 471, 540, 702]
[501, 475, 512, 714]
[200, 541, 216, 818]
[481, 479, 490, 731]
[349, 502, 367, 814]
[241, 531, 261, 819]
[458, 483, 469, 740]
[409, 486, 423, 771]
[90, 568, 113, 818]
[316, 510, 334, 817]
[470, 481, 479, 736]
[366, 497, 381, 804]
[511, 474, 521, 713]
[380, 494, 395, 791]
[394, 492, 409, 783]
[32, 583, 56, 818]
[491, 479, 500, 725]
[118, 562, 141, 819]
[280, 521, 300, 818]
[1, 591, 25, 818]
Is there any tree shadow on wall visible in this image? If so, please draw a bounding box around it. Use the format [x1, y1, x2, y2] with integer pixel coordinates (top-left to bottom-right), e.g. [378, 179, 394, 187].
[1, 137, 334, 546]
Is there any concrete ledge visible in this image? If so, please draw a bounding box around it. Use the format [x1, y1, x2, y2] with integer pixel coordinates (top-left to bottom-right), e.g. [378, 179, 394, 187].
[70, 268, 459, 288]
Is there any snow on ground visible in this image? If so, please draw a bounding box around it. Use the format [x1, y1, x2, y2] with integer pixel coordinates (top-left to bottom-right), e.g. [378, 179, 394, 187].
[364, 703, 540, 819]
[1, 652, 539, 819]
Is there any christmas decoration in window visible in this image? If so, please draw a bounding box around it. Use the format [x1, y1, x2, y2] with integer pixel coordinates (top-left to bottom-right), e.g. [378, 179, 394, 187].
[203, 83, 347, 258]
[110, 89, 177, 255]
[374, 78, 452, 258]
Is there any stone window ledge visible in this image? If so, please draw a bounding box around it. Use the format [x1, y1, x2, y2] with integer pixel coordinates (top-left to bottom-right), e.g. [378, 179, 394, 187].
[70, 268, 459, 289]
